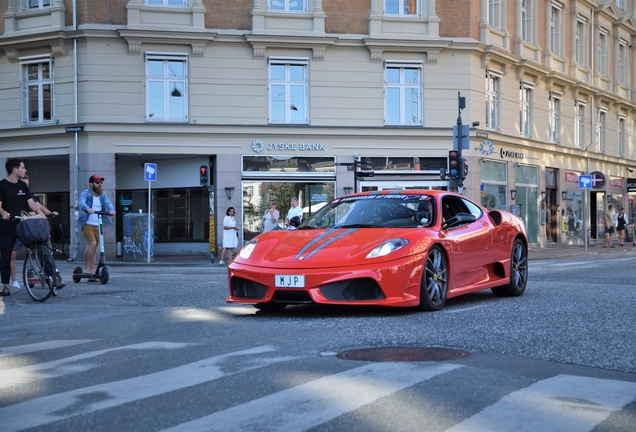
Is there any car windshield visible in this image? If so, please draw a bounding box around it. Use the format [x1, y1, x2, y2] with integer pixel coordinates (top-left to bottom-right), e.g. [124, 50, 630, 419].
[301, 194, 436, 229]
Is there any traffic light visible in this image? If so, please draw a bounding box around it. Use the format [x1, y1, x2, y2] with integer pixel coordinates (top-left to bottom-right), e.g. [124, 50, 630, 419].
[448, 150, 460, 179]
[199, 165, 209, 186]
[460, 158, 468, 179]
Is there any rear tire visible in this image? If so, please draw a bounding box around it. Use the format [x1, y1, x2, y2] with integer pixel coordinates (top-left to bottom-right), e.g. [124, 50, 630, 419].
[492, 238, 527, 297]
[72, 267, 82, 283]
[23, 249, 54, 302]
[61, 240, 70, 258]
[99, 266, 109, 284]
[418, 246, 448, 311]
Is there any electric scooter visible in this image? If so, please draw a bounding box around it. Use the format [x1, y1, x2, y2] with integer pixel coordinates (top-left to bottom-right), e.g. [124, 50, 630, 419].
[72, 210, 110, 284]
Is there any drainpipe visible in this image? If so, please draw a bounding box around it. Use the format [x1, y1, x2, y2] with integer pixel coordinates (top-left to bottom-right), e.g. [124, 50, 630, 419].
[70, 0, 80, 262]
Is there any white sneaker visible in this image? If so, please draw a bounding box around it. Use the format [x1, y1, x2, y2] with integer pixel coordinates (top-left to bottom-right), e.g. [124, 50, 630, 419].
[10, 280, 21, 292]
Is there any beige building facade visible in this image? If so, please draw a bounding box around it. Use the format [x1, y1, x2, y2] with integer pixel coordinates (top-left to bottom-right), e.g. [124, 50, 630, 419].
[1, 0, 636, 257]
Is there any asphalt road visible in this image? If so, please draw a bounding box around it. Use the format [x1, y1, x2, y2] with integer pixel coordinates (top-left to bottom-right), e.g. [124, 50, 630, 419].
[0, 252, 635, 431]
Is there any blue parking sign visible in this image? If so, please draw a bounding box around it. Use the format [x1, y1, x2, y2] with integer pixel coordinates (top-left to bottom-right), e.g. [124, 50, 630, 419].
[144, 163, 157, 181]
[579, 175, 592, 189]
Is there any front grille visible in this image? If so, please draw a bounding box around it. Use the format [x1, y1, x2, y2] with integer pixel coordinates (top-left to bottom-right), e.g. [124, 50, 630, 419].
[319, 278, 385, 301]
[231, 278, 267, 299]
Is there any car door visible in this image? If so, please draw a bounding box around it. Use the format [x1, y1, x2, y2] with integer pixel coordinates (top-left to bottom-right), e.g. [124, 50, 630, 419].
[441, 196, 493, 291]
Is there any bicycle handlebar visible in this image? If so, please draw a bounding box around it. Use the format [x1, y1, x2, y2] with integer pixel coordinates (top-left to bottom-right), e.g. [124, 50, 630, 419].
[10, 212, 57, 220]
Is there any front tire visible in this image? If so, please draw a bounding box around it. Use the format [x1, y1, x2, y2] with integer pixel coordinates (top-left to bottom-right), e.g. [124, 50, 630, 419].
[492, 238, 527, 297]
[23, 248, 54, 302]
[72, 267, 82, 283]
[418, 246, 448, 311]
[99, 267, 109, 284]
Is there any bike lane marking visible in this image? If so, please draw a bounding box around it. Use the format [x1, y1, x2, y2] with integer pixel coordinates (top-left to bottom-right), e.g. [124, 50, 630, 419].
[0, 345, 289, 432]
[0, 341, 194, 390]
[0, 339, 95, 356]
[446, 374, 636, 432]
[161, 362, 462, 432]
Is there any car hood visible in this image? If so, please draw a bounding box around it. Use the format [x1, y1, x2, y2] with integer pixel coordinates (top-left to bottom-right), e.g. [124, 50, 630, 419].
[236, 228, 434, 269]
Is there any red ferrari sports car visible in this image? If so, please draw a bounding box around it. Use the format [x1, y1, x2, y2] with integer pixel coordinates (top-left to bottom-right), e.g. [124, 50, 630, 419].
[227, 190, 528, 312]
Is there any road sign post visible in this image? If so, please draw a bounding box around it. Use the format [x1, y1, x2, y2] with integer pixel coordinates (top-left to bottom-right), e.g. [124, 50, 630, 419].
[144, 163, 157, 263]
[579, 174, 592, 252]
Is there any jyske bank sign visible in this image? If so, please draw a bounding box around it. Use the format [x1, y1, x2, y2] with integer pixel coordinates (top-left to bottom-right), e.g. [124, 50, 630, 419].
[252, 140, 325, 153]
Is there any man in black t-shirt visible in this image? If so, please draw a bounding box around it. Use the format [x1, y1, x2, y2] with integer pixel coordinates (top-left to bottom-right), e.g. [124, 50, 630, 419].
[0, 158, 41, 296]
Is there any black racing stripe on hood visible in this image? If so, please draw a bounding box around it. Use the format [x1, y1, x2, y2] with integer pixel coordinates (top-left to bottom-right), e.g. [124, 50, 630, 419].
[301, 228, 359, 260]
[294, 228, 340, 260]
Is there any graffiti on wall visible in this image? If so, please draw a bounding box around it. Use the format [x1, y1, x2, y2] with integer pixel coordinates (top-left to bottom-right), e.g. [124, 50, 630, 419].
[123, 213, 154, 262]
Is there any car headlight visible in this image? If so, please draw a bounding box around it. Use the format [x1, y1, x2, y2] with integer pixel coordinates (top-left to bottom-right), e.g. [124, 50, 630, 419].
[239, 240, 257, 259]
[366, 238, 409, 258]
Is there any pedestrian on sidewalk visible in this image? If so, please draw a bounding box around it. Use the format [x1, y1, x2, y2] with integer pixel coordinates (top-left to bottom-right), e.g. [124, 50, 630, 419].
[219, 207, 238, 265]
[603, 204, 615, 248]
[615, 207, 628, 246]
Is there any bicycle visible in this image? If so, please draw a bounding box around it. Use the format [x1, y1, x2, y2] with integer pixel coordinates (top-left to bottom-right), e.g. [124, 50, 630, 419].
[49, 223, 70, 258]
[16, 214, 61, 302]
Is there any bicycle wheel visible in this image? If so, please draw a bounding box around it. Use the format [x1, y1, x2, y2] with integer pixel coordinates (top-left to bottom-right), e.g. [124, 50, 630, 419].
[61, 239, 70, 258]
[23, 248, 54, 302]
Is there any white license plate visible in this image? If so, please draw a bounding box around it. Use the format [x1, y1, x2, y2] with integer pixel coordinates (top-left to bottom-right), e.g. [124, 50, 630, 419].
[275, 274, 305, 288]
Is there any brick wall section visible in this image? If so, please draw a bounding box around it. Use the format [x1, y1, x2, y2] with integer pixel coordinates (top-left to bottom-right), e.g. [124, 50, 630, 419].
[205, 0, 252, 30]
[323, 0, 368, 35]
[438, 0, 474, 39]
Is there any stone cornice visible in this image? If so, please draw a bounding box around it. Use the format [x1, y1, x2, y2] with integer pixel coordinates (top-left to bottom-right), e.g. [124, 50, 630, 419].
[244, 35, 337, 60]
[0, 31, 68, 61]
[117, 30, 216, 56]
[362, 39, 450, 63]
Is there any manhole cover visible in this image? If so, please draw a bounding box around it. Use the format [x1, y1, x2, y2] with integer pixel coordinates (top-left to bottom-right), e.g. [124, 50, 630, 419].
[336, 347, 470, 362]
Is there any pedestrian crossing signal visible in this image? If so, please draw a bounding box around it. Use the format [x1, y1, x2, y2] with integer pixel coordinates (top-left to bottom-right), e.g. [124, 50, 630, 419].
[200, 165, 209, 186]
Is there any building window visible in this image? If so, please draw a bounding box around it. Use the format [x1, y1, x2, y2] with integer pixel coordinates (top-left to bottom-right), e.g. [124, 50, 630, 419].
[488, 0, 500, 30]
[269, 0, 306, 12]
[486, 69, 501, 131]
[618, 117, 626, 157]
[550, 3, 563, 56]
[598, 30, 609, 77]
[21, 57, 53, 124]
[521, 0, 532, 43]
[598, 109, 607, 153]
[574, 100, 586, 149]
[616, 0, 625, 10]
[480, 160, 507, 210]
[22, 0, 52, 10]
[575, 17, 587, 67]
[146, 0, 187, 6]
[268, 58, 308, 124]
[145, 54, 188, 122]
[385, 62, 422, 125]
[520, 82, 533, 138]
[618, 40, 628, 85]
[385, 0, 420, 16]
[549, 92, 561, 143]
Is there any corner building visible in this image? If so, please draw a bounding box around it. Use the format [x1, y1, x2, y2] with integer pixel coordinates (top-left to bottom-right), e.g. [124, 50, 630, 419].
[2, 0, 636, 256]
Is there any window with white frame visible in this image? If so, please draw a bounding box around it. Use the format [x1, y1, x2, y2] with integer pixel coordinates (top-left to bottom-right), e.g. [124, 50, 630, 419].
[269, 0, 307, 12]
[269, 58, 308, 124]
[618, 116, 626, 157]
[575, 17, 587, 67]
[520, 82, 533, 138]
[146, 0, 187, 6]
[550, 3, 563, 56]
[384, 62, 422, 125]
[633, 121, 636, 159]
[598, 109, 607, 153]
[574, 100, 586, 149]
[618, 40, 628, 85]
[21, 57, 53, 124]
[521, 0, 532, 43]
[385, 0, 420, 16]
[549, 92, 561, 143]
[145, 54, 188, 122]
[616, 0, 625, 10]
[488, 0, 500, 30]
[598, 29, 609, 77]
[22, 0, 52, 10]
[486, 69, 501, 130]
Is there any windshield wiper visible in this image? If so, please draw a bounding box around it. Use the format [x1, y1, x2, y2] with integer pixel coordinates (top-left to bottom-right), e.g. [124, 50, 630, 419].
[333, 223, 381, 228]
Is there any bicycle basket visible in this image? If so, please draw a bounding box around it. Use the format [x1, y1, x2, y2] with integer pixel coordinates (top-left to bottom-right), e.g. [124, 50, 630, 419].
[16, 218, 50, 247]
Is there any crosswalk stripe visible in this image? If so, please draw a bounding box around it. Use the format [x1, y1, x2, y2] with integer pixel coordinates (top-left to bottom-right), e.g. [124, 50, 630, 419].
[446, 374, 636, 432]
[0, 345, 291, 432]
[0, 341, 195, 390]
[161, 362, 462, 432]
[0, 339, 95, 356]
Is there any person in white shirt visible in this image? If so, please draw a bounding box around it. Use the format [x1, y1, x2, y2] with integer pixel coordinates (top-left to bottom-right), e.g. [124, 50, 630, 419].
[285, 197, 303, 227]
[262, 201, 280, 232]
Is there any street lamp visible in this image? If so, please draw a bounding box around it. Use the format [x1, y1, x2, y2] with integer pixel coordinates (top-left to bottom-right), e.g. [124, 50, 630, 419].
[561, 191, 568, 201]
[510, 189, 516, 200]
[607, 194, 612, 203]
[224, 187, 235, 200]
[541, 191, 546, 202]
[343, 187, 353, 195]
